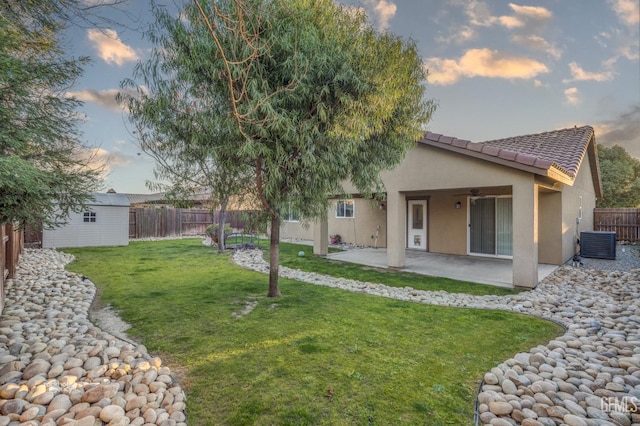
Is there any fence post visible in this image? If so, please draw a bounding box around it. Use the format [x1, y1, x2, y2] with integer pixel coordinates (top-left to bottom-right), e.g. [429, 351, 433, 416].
[1, 225, 7, 313]
[6, 224, 15, 279]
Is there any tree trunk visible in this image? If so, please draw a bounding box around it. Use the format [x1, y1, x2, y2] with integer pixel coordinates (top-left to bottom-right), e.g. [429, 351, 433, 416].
[217, 198, 229, 254]
[267, 215, 281, 297]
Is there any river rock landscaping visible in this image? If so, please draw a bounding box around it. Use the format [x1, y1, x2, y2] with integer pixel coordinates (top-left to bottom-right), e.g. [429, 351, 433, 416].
[0, 244, 637, 425]
[0, 249, 187, 425]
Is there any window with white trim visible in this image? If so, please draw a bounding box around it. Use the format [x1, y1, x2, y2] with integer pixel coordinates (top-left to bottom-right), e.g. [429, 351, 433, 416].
[83, 212, 96, 223]
[282, 204, 299, 222]
[336, 199, 354, 218]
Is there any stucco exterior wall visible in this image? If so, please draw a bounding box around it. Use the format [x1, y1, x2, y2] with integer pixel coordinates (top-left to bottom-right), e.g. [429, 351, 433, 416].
[380, 145, 531, 258]
[381, 144, 532, 193]
[279, 199, 387, 247]
[279, 221, 313, 241]
[426, 193, 468, 255]
[328, 198, 387, 247]
[538, 191, 563, 264]
[43, 206, 129, 248]
[561, 154, 597, 263]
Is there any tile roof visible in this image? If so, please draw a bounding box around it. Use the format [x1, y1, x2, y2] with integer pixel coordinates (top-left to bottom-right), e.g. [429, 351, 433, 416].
[420, 125, 595, 180]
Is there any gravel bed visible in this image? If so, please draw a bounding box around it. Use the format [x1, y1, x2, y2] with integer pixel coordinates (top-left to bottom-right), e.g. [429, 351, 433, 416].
[578, 243, 640, 272]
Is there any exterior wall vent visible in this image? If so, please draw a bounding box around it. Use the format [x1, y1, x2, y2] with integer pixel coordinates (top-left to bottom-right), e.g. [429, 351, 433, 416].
[580, 231, 616, 259]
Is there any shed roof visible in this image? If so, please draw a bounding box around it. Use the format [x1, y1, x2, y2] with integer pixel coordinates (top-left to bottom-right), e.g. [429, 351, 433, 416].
[89, 193, 131, 207]
[419, 126, 602, 196]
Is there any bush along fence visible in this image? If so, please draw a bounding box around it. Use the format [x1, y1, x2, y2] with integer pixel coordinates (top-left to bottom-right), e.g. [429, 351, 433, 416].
[1, 224, 24, 314]
[594, 208, 640, 242]
[129, 208, 259, 239]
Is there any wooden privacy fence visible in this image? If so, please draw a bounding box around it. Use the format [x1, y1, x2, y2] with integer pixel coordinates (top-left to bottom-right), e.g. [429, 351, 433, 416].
[129, 208, 253, 239]
[594, 208, 640, 242]
[1, 224, 24, 314]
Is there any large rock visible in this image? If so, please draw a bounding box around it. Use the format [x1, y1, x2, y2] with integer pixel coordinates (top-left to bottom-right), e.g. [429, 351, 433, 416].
[489, 401, 514, 416]
[48, 394, 72, 412]
[99, 405, 126, 422]
[82, 383, 120, 403]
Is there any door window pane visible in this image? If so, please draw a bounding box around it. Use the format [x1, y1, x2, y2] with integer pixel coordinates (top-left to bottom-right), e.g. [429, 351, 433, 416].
[412, 204, 423, 229]
[497, 198, 513, 256]
[469, 198, 495, 254]
[470, 197, 512, 256]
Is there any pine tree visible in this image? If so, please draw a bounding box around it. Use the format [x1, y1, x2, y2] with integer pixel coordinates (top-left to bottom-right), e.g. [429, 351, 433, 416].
[0, 1, 102, 227]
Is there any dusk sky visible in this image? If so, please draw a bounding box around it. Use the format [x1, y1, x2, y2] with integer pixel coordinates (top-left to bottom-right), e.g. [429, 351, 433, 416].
[65, 0, 640, 194]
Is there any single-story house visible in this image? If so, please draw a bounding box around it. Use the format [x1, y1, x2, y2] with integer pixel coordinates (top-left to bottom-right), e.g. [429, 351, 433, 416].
[43, 193, 130, 248]
[281, 125, 602, 288]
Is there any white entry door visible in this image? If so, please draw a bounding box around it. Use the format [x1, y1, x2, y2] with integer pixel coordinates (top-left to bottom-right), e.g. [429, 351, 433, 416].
[407, 200, 427, 250]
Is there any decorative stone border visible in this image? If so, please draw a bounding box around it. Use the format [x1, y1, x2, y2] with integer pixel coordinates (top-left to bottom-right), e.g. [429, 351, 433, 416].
[0, 249, 188, 425]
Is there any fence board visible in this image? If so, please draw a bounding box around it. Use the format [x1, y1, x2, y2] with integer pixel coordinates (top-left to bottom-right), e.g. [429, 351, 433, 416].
[1, 224, 24, 314]
[129, 208, 256, 239]
[594, 208, 640, 242]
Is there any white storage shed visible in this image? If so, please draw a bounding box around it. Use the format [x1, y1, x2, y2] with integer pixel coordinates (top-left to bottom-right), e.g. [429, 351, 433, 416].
[43, 193, 130, 248]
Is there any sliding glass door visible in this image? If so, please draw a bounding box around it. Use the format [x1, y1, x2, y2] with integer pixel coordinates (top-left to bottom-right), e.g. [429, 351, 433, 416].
[469, 196, 512, 257]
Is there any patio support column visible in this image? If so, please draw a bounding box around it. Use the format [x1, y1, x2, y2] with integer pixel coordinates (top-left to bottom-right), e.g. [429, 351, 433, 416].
[387, 191, 406, 268]
[313, 217, 328, 256]
[512, 182, 539, 288]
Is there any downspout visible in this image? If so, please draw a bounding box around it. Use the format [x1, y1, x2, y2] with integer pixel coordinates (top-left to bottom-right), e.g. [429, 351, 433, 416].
[374, 225, 380, 248]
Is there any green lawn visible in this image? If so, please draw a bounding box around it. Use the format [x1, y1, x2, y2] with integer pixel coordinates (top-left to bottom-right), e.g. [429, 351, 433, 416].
[64, 239, 562, 425]
[273, 243, 519, 296]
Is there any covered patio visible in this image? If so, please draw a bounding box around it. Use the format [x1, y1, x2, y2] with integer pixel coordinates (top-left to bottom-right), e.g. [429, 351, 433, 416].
[326, 248, 558, 288]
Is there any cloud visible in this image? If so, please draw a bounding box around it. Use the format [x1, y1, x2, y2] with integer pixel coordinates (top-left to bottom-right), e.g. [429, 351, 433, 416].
[563, 62, 615, 83]
[465, 1, 551, 28]
[595, 105, 640, 158]
[67, 89, 121, 112]
[533, 79, 548, 88]
[508, 3, 552, 20]
[465, 0, 510, 27]
[424, 48, 549, 85]
[87, 28, 139, 66]
[77, 147, 134, 178]
[361, 0, 397, 31]
[497, 15, 524, 28]
[602, 1, 640, 62]
[608, 0, 640, 27]
[436, 26, 476, 44]
[511, 35, 562, 60]
[564, 87, 580, 105]
[66, 87, 146, 112]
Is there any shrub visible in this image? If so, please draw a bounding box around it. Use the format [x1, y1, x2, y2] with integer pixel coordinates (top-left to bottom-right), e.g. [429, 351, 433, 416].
[206, 223, 233, 241]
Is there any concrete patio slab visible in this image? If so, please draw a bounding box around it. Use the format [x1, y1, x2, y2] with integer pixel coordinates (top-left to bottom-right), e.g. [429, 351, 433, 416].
[326, 248, 558, 288]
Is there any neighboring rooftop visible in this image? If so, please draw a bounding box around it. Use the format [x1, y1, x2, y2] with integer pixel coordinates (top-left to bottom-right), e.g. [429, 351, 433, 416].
[420, 125, 596, 182]
[89, 193, 131, 207]
[123, 193, 166, 205]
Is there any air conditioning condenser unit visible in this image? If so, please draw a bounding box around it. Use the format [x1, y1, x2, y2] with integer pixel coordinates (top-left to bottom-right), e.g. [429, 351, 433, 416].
[580, 231, 616, 259]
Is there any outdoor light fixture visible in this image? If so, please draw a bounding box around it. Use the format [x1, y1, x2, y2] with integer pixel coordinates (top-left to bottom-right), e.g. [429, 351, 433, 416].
[455, 201, 462, 209]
